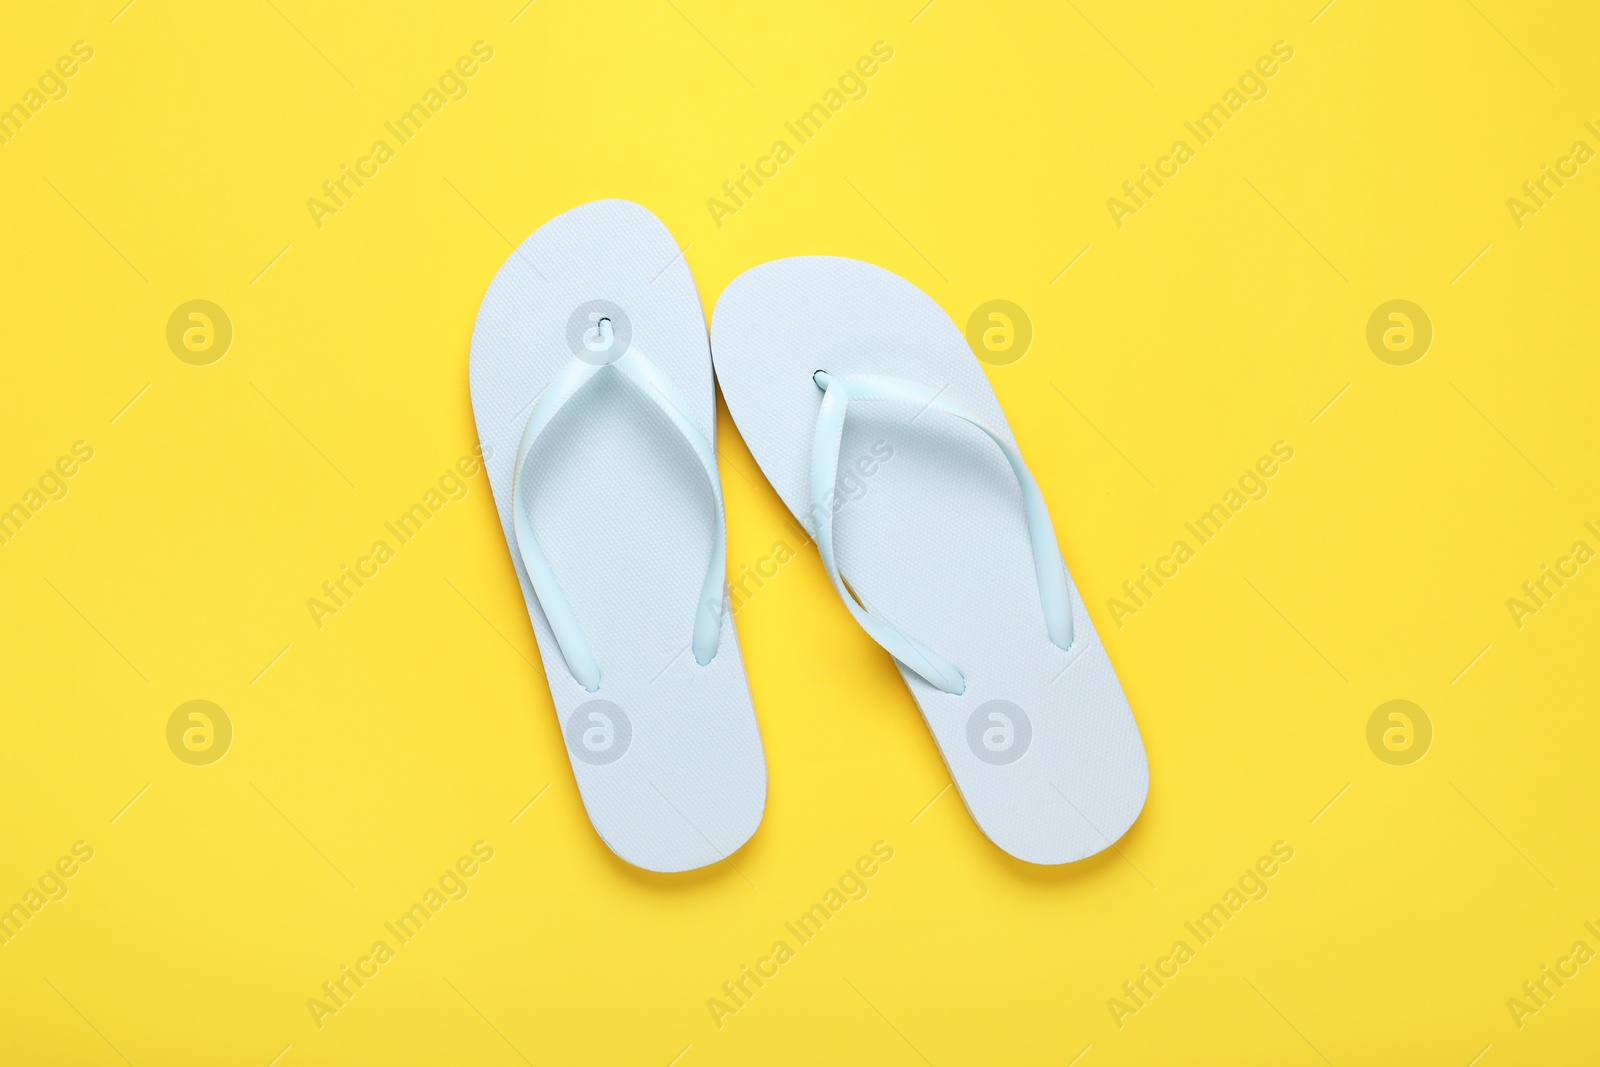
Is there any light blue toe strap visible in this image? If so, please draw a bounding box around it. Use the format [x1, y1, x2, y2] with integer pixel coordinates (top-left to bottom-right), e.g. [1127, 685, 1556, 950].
[809, 371, 1074, 696]
[512, 346, 726, 692]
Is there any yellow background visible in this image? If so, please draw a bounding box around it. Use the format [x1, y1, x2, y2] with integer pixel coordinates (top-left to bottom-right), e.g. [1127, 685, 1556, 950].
[2, 0, 1597, 1063]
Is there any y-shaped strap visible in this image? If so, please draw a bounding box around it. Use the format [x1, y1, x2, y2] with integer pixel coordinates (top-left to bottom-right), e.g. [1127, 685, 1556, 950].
[809, 371, 1074, 695]
[512, 346, 726, 692]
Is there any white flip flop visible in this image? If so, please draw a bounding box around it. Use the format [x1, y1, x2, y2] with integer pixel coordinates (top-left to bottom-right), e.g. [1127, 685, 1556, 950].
[711, 257, 1148, 865]
[469, 199, 766, 873]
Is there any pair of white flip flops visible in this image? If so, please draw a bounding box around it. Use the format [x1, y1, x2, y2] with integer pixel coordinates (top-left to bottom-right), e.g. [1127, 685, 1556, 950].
[469, 200, 1148, 872]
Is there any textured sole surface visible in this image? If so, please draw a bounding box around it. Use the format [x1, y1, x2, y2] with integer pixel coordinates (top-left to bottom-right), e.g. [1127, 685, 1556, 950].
[470, 199, 766, 872]
[712, 256, 1146, 864]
